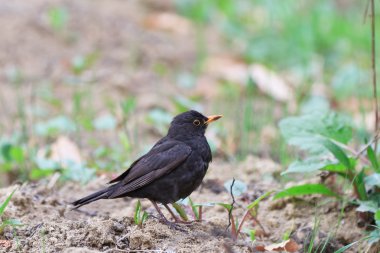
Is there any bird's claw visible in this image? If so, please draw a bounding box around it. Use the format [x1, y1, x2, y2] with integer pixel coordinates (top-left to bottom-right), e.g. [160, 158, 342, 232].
[159, 217, 188, 232]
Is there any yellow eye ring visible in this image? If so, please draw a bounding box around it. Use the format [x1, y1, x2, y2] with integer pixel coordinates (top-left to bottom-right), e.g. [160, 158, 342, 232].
[193, 119, 201, 126]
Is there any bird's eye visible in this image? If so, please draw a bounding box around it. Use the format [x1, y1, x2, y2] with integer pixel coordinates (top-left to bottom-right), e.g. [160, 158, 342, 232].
[193, 119, 201, 126]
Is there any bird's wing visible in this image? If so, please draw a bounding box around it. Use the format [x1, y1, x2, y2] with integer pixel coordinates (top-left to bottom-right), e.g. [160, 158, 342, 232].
[108, 137, 168, 184]
[108, 140, 192, 198]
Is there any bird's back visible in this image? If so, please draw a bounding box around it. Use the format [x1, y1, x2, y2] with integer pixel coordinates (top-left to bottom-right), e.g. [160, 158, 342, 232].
[125, 135, 211, 204]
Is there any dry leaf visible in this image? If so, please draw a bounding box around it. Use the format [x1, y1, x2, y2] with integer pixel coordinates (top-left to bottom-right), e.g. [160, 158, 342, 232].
[204, 56, 294, 103]
[144, 12, 193, 35]
[37, 136, 82, 168]
[264, 239, 300, 252]
[205, 56, 249, 85]
[254, 245, 266, 251]
[0, 240, 12, 248]
[50, 136, 82, 166]
[249, 64, 294, 102]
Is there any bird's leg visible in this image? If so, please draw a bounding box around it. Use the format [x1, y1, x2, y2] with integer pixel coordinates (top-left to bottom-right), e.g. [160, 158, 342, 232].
[150, 200, 170, 223]
[164, 204, 193, 224]
[149, 200, 187, 231]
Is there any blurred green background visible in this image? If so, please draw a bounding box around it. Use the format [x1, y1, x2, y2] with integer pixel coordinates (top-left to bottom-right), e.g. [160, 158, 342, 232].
[0, 0, 378, 186]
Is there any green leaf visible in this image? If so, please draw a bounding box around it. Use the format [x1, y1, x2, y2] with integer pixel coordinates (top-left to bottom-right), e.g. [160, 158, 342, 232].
[48, 7, 68, 31]
[118, 132, 131, 153]
[120, 98, 136, 116]
[368, 230, 380, 245]
[282, 158, 330, 175]
[375, 210, 380, 222]
[320, 139, 351, 170]
[249, 229, 256, 241]
[30, 168, 56, 180]
[279, 112, 352, 154]
[367, 145, 380, 173]
[247, 191, 273, 210]
[172, 203, 189, 221]
[321, 160, 356, 173]
[10, 146, 24, 163]
[355, 169, 368, 200]
[300, 96, 330, 114]
[188, 197, 199, 220]
[141, 211, 148, 225]
[356, 201, 378, 213]
[274, 184, 339, 199]
[134, 200, 142, 225]
[1, 144, 12, 162]
[0, 189, 16, 216]
[216, 203, 233, 211]
[224, 179, 247, 197]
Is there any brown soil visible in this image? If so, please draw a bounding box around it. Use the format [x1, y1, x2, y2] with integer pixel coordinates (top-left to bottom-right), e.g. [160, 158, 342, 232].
[0, 157, 375, 252]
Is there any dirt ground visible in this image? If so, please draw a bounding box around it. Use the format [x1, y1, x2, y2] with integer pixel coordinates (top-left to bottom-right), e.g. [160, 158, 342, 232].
[0, 157, 375, 252]
[0, 0, 379, 252]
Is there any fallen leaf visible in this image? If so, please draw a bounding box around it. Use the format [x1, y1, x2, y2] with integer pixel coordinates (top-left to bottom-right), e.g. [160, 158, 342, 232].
[0, 240, 11, 248]
[144, 12, 193, 35]
[204, 55, 249, 85]
[264, 239, 300, 252]
[249, 64, 294, 102]
[37, 136, 82, 169]
[254, 245, 266, 251]
[204, 56, 294, 102]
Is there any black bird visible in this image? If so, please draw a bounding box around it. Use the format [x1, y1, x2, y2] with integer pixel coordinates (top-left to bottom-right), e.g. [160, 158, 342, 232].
[72, 110, 222, 224]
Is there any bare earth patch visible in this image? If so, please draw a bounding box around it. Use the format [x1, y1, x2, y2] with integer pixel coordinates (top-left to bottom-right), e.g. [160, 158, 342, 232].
[0, 157, 374, 252]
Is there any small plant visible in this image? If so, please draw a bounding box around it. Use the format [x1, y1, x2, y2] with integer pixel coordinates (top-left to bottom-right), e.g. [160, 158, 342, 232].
[0, 189, 21, 234]
[47, 6, 69, 32]
[218, 190, 272, 240]
[277, 103, 377, 200]
[172, 197, 203, 222]
[134, 200, 148, 227]
[278, 99, 380, 250]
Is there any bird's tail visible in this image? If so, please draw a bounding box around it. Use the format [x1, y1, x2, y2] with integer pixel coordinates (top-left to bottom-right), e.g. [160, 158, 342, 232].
[71, 185, 114, 209]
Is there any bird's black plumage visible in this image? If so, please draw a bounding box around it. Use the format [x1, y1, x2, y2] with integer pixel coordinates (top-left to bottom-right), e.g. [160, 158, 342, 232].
[72, 110, 221, 220]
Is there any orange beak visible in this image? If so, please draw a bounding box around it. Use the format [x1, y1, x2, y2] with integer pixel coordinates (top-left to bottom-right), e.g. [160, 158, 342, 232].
[205, 115, 223, 124]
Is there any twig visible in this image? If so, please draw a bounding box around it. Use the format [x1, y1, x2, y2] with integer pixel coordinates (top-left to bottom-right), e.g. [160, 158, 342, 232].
[355, 131, 380, 159]
[226, 178, 236, 233]
[370, 0, 379, 151]
[330, 140, 369, 164]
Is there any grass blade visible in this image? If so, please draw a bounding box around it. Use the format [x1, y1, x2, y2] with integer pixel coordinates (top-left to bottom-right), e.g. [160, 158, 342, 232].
[367, 145, 380, 173]
[334, 236, 371, 253]
[188, 197, 199, 220]
[134, 200, 142, 225]
[172, 203, 189, 221]
[274, 184, 339, 199]
[0, 189, 16, 216]
[354, 169, 368, 200]
[247, 191, 273, 210]
[321, 139, 352, 170]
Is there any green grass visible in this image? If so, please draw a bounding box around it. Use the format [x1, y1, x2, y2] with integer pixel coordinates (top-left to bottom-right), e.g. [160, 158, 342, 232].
[0, 189, 22, 234]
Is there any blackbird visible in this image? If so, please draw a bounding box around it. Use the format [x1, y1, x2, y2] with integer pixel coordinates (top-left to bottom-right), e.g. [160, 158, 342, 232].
[72, 110, 222, 225]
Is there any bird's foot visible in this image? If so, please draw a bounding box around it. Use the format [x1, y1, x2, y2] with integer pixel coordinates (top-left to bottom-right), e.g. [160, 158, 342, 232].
[156, 216, 188, 232]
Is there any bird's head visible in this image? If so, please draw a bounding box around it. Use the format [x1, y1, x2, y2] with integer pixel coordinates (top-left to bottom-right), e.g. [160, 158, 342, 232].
[167, 110, 222, 138]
